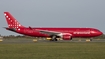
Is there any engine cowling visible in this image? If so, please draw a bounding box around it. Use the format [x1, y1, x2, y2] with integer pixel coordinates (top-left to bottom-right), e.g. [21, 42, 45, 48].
[62, 33, 72, 40]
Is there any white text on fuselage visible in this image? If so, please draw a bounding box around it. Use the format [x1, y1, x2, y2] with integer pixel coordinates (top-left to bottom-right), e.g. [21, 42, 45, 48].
[73, 32, 90, 34]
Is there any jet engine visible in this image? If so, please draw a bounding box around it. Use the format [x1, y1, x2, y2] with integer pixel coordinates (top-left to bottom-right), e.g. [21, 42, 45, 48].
[59, 33, 72, 40]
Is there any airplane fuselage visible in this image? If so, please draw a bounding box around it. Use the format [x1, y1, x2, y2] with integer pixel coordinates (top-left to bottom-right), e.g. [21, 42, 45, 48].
[8, 27, 102, 38]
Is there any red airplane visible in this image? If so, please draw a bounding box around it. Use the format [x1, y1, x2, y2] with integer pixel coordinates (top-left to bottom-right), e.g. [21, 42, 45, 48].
[4, 12, 103, 41]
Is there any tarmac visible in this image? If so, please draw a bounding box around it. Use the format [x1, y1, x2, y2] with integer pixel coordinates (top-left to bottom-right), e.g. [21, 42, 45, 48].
[0, 38, 105, 44]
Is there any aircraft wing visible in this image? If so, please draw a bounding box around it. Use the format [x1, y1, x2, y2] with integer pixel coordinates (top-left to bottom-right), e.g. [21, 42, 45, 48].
[35, 29, 62, 35]
[35, 29, 72, 36]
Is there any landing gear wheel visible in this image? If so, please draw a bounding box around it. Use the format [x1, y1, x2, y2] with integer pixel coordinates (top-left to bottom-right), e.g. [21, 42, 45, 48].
[90, 38, 92, 41]
[51, 35, 57, 41]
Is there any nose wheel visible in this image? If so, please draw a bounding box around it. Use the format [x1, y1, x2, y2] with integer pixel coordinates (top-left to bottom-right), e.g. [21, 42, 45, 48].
[86, 38, 93, 42]
[90, 38, 93, 41]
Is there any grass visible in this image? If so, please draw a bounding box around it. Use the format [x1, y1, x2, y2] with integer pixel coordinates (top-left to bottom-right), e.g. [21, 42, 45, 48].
[0, 42, 105, 59]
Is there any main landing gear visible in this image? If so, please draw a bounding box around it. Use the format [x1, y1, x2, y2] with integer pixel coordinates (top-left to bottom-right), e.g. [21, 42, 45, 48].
[50, 35, 58, 41]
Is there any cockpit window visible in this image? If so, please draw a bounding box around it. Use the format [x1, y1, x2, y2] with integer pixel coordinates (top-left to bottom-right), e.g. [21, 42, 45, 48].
[91, 28, 100, 32]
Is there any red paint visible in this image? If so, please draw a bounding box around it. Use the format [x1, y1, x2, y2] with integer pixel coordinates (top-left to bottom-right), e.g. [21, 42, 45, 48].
[4, 12, 103, 40]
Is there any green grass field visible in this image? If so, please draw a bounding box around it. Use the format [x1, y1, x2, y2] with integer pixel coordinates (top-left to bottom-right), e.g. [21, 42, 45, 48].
[0, 42, 105, 59]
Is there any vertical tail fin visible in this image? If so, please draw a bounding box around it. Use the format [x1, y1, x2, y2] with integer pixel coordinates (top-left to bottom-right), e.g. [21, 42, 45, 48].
[4, 12, 25, 28]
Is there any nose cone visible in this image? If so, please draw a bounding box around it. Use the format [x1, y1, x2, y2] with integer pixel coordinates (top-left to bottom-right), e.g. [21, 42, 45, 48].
[91, 30, 103, 36]
[97, 31, 103, 35]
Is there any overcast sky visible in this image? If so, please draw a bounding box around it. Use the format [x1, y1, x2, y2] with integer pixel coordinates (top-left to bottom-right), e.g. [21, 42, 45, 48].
[0, 0, 105, 36]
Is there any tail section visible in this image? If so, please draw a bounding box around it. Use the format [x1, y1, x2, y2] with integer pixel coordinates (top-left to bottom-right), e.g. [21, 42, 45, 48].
[4, 12, 25, 28]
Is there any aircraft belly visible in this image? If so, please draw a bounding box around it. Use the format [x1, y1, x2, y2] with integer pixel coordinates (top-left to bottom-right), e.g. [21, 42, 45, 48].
[72, 34, 91, 38]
